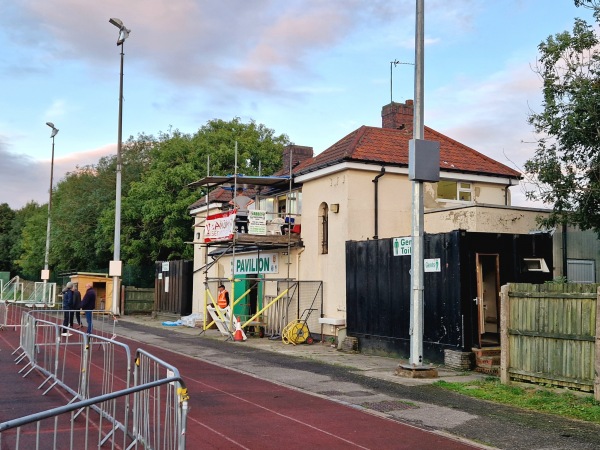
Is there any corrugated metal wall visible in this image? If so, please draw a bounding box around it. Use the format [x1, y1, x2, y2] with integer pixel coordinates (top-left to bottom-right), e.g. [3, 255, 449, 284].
[346, 232, 464, 360]
[553, 226, 600, 282]
[154, 260, 193, 316]
[346, 231, 554, 362]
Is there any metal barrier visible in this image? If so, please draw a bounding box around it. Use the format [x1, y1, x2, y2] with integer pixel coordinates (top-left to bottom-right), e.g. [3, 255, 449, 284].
[0, 301, 7, 330]
[0, 277, 57, 330]
[131, 349, 189, 449]
[1, 311, 188, 449]
[0, 370, 188, 449]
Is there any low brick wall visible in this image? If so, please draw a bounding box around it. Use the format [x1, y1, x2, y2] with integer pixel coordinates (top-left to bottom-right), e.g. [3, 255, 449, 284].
[444, 349, 474, 371]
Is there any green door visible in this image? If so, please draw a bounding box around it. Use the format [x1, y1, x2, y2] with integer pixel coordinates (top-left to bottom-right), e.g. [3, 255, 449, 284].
[232, 275, 264, 322]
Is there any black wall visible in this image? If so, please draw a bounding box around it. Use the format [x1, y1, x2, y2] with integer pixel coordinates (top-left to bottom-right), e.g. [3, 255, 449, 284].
[345, 230, 553, 362]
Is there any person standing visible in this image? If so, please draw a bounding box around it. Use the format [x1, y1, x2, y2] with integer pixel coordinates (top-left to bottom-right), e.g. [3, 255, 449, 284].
[61, 282, 74, 335]
[217, 284, 229, 309]
[80, 283, 96, 335]
[72, 285, 82, 329]
[229, 187, 254, 233]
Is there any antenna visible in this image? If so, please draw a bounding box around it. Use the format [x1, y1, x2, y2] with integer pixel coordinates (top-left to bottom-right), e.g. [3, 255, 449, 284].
[390, 60, 415, 103]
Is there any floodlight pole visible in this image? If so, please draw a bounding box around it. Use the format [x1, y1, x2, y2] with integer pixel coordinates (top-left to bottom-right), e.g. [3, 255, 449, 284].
[109, 17, 130, 316]
[43, 123, 59, 282]
[409, 0, 425, 366]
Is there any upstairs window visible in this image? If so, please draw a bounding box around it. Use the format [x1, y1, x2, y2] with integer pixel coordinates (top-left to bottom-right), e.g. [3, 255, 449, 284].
[437, 181, 472, 201]
[256, 190, 302, 220]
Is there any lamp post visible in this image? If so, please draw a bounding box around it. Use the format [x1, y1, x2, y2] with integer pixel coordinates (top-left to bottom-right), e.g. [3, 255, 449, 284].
[42, 122, 59, 282]
[109, 17, 130, 316]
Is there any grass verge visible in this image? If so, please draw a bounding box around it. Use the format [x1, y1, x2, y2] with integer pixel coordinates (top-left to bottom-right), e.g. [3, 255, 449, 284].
[434, 377, 600, 424]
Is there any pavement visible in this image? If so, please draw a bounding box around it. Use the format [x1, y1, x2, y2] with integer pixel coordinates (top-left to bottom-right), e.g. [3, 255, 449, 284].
[113, 314, 600, 450]
[116, 313, 486, 387]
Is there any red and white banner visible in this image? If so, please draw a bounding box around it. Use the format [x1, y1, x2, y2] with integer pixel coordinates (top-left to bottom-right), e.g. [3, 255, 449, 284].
[204, 210, 236, 242]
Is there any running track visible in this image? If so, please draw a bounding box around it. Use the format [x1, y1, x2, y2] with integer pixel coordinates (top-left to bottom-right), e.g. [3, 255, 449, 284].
[0, 325, 482, 449]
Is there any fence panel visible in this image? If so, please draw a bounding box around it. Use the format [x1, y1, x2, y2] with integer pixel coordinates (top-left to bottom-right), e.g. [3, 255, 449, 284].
[124, 286, 154, 314]
[500, 283, 600, 392]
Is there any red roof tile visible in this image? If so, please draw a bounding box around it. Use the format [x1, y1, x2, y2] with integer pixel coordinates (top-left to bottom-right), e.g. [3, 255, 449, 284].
[293, 125, 521, 179]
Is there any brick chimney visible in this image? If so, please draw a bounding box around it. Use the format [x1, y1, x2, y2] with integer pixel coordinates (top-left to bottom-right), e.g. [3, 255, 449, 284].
[381, 100, 414, 133]
[282, 145, 313, 171]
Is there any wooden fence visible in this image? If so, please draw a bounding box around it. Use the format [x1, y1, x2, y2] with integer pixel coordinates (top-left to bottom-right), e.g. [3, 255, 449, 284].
[500, 283, 600, 399]
[123, 286, 154, 315]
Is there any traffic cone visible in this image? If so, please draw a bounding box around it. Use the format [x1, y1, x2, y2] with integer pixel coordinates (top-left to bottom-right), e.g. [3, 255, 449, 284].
[234, 317, 245, 342]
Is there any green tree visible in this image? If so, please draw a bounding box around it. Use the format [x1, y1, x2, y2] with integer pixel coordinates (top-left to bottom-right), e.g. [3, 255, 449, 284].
[9, 202, 44, 278]
[0, 203, 16, 272]
[525, 5, 600, 235]
[15, 204, 47, 279]
[51, 167, 113, 272]
[50, 133, 155, 273]
[120, 119, 288, 266]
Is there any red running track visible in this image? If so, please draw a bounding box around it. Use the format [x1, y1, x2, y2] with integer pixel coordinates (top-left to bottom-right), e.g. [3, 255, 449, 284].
[0, 327, 482, 450]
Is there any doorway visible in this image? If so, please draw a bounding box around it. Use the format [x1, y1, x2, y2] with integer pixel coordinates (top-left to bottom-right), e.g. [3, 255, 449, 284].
[233, 275, 263, 320]
[475, 253, 500, 347]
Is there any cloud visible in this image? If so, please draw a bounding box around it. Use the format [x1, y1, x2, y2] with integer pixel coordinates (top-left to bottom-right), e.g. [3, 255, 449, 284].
[4, 1, 421, 96]
[429, 60, 547, 207]
[0, 143, 115, 210]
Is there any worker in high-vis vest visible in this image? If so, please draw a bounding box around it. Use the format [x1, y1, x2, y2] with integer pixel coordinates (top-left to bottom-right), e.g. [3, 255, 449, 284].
[217, 284, 230, 309]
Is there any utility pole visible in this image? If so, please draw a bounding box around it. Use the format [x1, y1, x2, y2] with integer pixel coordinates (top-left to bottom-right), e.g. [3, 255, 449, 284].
[397, 0, 439, 378]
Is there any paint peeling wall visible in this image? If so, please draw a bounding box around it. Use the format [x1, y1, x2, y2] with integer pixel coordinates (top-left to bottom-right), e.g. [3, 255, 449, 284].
[425, 205, 549, 234]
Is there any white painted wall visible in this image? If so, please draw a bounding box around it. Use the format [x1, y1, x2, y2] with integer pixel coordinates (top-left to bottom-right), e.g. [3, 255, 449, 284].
[191, 167, 526, 325]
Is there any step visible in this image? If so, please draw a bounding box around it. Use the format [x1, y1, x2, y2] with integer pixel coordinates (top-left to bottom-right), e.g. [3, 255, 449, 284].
[472, 347, 501, 358]
[476, 356, 501, 368]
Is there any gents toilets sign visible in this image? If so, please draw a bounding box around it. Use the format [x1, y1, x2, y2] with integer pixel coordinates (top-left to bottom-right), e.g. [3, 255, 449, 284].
[233, 253, 279, 274]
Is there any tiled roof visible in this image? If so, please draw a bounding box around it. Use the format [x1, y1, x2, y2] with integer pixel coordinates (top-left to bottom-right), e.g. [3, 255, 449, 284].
[189, 187, 259, 210]
[293, 125, 521, 179]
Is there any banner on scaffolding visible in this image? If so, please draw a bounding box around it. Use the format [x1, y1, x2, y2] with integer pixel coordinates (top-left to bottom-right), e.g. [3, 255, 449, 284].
[204, 210, 236, 242]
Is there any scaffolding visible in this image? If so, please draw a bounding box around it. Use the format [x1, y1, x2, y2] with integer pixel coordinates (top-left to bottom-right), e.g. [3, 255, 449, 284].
[188, 147, 321, 341]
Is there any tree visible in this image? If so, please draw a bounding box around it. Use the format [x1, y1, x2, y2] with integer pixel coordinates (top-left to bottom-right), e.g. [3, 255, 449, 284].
[14, 204, 47, 279]
[119, 119, 288, 266]
[52, 134, 155, 273]
[525, 5, 600, 235]
[0, 203, 15, 272]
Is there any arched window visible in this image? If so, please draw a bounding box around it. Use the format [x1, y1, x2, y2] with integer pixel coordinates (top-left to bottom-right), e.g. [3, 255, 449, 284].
[319, 203, 329, 254]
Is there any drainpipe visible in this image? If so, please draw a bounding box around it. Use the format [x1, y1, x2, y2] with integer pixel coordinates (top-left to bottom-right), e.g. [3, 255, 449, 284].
[372, 167, 386, 239]
[562, 223, 568, 280]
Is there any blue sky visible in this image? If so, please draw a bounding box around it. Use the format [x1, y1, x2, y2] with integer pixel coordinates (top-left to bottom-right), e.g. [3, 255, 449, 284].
[0, 1, 596, 209]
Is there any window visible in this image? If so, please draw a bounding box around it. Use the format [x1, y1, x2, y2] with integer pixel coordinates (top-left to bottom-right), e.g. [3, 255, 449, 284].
[523, 258, 549, 273]
[319, 203, 328, 254]
[437, 181, 472, 201]
[256, 190, 302, 220]
[567, 259, 596, 283]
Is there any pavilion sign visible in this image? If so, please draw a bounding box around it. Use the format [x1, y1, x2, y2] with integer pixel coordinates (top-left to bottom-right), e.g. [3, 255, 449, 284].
[233, 253, 279, 275]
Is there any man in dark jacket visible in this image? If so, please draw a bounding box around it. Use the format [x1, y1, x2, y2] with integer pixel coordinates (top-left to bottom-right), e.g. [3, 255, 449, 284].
[61, 282, 74, 335]
[73, 285, 82, 329]
[80, 283, 96, 335]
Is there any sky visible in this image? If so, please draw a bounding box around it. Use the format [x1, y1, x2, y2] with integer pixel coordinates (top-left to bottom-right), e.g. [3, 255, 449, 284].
[0, 0, 597, 210]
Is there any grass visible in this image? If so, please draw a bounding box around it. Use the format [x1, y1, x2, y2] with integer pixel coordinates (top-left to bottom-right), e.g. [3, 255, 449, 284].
[434, 377, 600, 424]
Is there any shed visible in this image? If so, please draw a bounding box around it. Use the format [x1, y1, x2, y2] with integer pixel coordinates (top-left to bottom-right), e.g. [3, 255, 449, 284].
[68, 273, 119, 312]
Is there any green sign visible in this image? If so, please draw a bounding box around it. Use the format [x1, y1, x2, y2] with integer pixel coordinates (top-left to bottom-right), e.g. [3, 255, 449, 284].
[393, 237, 412, 256]
[233, 253, 279, 275]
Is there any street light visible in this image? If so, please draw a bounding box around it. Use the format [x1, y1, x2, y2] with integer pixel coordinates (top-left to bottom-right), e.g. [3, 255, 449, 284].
[109, 17, 130, 316]
[42, 122, 59, 282]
